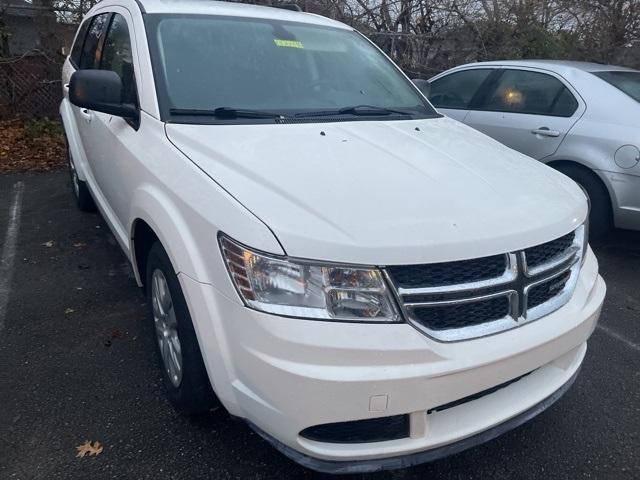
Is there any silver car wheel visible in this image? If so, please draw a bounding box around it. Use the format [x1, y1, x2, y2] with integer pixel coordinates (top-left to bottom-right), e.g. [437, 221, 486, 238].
[151, 269, 183, 387]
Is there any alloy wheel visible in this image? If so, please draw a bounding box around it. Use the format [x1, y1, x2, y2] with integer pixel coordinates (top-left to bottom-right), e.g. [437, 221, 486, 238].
[151, 269, 183, 387]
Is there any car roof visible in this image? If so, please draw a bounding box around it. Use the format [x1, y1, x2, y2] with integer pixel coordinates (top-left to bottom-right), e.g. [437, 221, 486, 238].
[133, 0, 350, 29]
[457, 59, 638, 75]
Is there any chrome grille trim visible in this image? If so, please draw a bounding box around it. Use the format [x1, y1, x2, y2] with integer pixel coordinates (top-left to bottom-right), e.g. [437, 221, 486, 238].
[404, 290, 518, 342]
[403, 289, 515, 308]
[522, 244, 579, 277]
[525, 261, 581, 321]
[384, 225, 585, 342]
[394, 254, 518, 296]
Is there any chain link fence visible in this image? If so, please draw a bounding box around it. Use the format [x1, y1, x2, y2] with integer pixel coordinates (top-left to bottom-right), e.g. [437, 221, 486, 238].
[0, 1, 84, 120]
[0, 51, 65, 119]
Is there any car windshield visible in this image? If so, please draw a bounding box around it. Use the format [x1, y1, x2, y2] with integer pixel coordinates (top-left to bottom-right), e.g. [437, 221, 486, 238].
[593, 71, 640, 103]
[145, 14, 437, 122]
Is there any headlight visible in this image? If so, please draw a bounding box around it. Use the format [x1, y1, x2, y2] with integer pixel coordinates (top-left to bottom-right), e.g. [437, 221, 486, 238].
[219, 234, 400, 322]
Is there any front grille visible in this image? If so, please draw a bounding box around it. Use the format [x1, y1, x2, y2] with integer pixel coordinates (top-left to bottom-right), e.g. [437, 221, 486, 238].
[385, 226, 584, 341]
[525, 232, 575, 269]
[527, 270, 572, 309]
[299, 415, 409, 444]
[386, 255, 506, 288]
[412, 296, 509, 331]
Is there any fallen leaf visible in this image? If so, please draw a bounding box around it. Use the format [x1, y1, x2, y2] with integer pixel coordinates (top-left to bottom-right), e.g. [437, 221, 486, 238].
[41, 241, 54, 248]
[65, 308, 74, 314]
[76, 440, 103, 458]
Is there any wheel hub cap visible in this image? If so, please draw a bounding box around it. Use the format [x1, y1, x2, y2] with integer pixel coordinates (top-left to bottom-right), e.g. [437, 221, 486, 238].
[151, 269, 183, 387]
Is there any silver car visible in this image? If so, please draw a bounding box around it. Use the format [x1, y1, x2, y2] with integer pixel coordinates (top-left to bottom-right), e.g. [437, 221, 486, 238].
[427, 60, 640, 237]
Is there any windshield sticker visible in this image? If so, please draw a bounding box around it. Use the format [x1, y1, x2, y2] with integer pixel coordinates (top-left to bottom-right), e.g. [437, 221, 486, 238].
[274, 39, 304, 49]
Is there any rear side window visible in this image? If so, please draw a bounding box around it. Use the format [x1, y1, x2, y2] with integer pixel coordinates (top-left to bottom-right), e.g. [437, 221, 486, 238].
[100, 14, 138, 105]
[79, 13, 110, 70]
[479, 69, 578, 117]
[429, 69, 493, 109]
[593, 71, 640, 103]
[70, 20, 91, 67]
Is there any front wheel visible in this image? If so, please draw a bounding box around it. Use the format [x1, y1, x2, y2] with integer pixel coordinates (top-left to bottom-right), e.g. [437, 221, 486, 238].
[145, 241, 218, 415]
[68, 149, 95, 212]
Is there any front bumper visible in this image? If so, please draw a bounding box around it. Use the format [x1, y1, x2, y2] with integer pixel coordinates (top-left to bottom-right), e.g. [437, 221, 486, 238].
[249, 363, 582, 474]
[179, 248, 605, 471]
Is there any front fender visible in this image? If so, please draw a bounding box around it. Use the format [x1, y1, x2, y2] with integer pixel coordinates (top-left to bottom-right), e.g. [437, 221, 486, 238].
[128, 184, 211, 287]
[127, 183, 275, 412]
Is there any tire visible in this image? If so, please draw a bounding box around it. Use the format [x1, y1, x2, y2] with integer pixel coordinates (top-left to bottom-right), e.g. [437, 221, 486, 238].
[145, 241, 218, 415]
[553, 164, 612, 240]
[67, 148, 95, 212]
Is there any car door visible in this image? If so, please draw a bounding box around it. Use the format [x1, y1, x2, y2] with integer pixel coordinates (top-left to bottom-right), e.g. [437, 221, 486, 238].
[463, 68, 584, 160]
[428, 68, 496, 122]
[69, 13, 111, 169]
[82, 10, 142, 246]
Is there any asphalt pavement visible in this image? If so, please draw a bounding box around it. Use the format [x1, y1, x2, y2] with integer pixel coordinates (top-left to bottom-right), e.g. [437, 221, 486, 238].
[0, 171, 638, 479]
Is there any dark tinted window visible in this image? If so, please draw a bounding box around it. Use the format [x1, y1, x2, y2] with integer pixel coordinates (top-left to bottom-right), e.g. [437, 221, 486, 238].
[79, 13, 109, 70]
[70, 20, 90, 67]
[593, 71, 640, 103]
[480, 69, 578, 117]
[429, 69, 493, 109]
[101, 14, 137, 105]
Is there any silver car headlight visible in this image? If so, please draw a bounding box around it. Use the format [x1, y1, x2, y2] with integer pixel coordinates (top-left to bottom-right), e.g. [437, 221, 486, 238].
[219, 234, 400, 322]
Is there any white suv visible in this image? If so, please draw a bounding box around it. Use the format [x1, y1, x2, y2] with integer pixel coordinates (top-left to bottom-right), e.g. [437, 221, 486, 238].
[61, 0, 606, 473]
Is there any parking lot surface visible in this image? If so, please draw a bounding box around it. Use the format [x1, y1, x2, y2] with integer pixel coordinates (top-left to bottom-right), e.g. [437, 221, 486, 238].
[0, 171, 638, 479]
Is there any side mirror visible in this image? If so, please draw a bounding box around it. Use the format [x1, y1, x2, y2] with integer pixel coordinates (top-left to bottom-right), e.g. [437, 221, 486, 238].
[412, 78, 431, 99]
[69, 70, 138, 120]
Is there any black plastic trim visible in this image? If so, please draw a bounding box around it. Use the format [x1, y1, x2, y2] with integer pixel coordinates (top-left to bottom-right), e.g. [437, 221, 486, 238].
[134, 0, 146, 13]
[247, 366, 581, 474]
[300, 415, 409, 444]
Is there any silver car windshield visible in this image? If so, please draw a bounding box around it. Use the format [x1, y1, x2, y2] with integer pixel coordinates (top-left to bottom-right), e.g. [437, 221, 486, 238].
[593, 71, 640, 103]
[145, 14, 436, 121]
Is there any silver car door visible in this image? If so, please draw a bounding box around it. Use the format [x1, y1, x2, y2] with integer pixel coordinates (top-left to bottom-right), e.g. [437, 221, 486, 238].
[428, 68, 496, 122]
[464, 68, 584, 160]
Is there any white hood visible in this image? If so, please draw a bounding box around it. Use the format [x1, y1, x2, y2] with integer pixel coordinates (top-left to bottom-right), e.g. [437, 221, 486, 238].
[166, 116, 587, 265]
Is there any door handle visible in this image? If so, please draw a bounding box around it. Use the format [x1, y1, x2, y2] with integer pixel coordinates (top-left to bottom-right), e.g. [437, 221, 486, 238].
[531, 127, 560, 137]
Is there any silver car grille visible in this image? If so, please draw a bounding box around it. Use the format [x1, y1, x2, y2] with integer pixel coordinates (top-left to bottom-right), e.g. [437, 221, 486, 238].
[384, 226, 585, 342]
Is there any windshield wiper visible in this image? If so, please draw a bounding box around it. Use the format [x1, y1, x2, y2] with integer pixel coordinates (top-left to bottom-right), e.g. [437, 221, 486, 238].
[169, 107, 287, 119]
[295, 105, 415, 118]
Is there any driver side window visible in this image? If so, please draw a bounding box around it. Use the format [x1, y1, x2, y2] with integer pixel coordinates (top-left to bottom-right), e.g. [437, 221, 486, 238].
[100, 13, 138, 106]
[429, 69, 493, 109]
